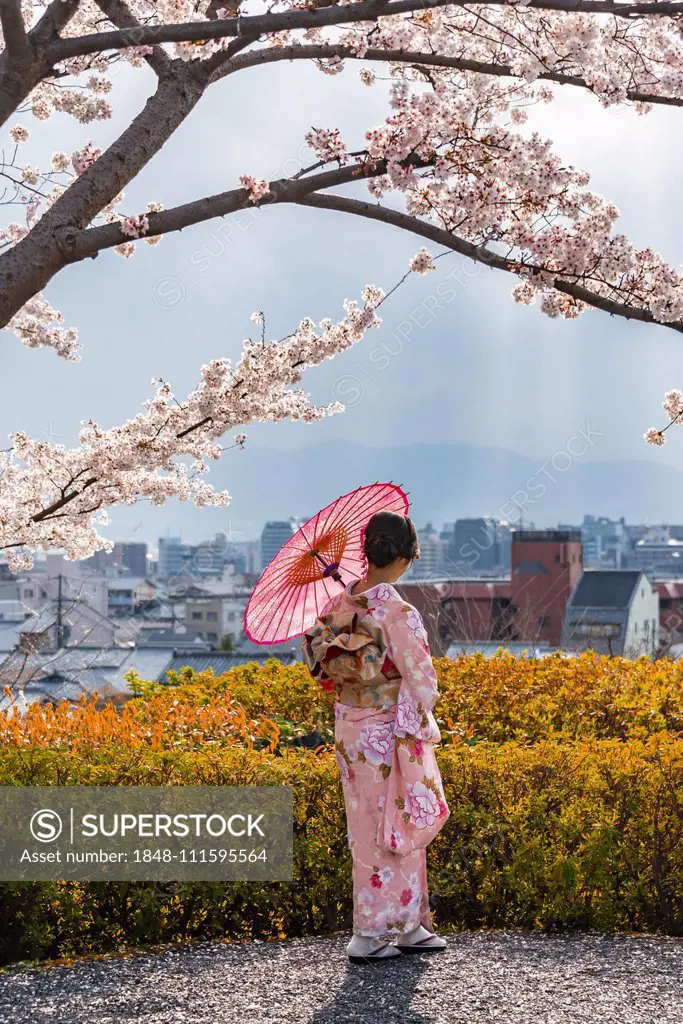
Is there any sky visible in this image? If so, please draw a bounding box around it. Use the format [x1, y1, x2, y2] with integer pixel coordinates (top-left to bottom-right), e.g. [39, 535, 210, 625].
[2, 52, 683, 546]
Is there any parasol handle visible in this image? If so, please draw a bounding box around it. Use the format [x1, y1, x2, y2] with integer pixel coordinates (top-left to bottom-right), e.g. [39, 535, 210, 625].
[313, 553, 344, 586]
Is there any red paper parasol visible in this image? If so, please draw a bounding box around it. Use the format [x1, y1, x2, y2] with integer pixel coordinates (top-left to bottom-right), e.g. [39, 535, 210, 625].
[244, 482, 409, 644]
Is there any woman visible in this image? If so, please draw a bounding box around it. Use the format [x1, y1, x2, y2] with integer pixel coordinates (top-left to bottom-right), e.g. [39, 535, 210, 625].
[302, 510, 450, 963]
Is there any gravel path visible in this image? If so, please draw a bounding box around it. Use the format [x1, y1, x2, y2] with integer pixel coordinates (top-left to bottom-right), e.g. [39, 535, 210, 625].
[0, 931, 681, 1024]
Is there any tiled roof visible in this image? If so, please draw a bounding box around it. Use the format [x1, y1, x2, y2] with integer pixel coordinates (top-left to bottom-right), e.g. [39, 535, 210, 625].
[1, 646, 175, 702]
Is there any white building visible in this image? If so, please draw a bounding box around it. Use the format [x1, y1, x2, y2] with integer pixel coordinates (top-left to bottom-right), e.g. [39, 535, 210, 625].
[563, 570, 659, 657]
[406, 523, 446, 580]
[627, 527, 683, 578]
[0, 600, 34, 652]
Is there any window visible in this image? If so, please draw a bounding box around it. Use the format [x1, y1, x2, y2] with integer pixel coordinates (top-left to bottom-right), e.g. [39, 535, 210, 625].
[207, 632, 218, 643]
[539, 616, 550, 628]
[24, 588, 33, 598]
[228, 611, 236, 622]
[191, 611, 202, 621]
[573, 622, 620, 637]
[513, 560, 549, 575]
[634, 622, 638, 634]
[207, 611, 218, 622]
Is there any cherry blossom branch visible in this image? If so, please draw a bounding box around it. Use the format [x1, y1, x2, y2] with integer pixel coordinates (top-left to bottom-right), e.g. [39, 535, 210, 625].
[91, 0, 171, 76]
[6, 144, 683, 348]
[0, 0, 82, 127]
[2, 0, 683, 467]
[47, 0, 683, 64]
[42, 159, 416, 265]
[49, 0, 414, 62]
[294, 192, 683, 334]
[644, 391, 683, 446]
[0, 150, 434, 330]
[0, 287, 390, 568]
[220, 43, 683, 109]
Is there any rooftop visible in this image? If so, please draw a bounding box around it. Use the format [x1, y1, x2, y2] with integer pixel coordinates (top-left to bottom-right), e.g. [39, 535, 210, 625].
[656, 580, 683, 599]
[512, 529, 582, 543]
[570, 570, 644, 610]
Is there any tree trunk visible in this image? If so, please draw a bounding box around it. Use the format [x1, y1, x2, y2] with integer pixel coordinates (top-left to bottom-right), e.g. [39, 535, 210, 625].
[0, 65, 206, 327]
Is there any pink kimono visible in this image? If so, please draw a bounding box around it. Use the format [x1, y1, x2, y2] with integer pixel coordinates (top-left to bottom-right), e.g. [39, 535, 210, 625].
[302, 580, 450, 937]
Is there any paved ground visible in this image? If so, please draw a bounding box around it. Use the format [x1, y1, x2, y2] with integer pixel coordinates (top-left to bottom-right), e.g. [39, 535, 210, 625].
[0, 931, 681, 1024]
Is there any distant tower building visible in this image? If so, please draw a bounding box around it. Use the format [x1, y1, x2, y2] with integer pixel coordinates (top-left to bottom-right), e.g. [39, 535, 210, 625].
[235, 540, 261, 576]
[578, 515, 627, 570]
[158, 537, 193, 578]
[193, 533, 231, 578]
[81, 548, 116, 573]
[511, 529, 583, 646]
[451, 518, 503, 577]
[496, 521, 513, 574]
[440, 523, 455, 547]
[411, 523, 443, 579]
[113, 542, 148, 577]
[260, 521, 296, 571]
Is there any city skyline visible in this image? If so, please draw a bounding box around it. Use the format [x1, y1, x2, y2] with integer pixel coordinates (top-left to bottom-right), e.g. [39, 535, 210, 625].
[46, 433, 683, 548]
[15, 512, 683, 579]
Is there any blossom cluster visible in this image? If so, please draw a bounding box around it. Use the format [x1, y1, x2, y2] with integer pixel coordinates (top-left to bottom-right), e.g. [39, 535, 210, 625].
[239, 175, 271, 203]
[644, 389, 683, 446]
[305, 128, 348, 164]
[409, 248, 436, 275]
[1, 289, 384, 567]
[119, 214, 150, 239]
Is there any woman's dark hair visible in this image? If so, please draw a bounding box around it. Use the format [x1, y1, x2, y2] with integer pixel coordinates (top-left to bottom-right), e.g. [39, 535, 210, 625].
[362, 511, 420, 569]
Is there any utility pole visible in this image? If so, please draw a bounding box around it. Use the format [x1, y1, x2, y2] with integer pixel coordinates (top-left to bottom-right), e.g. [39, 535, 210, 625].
[56, 573, 64, 650]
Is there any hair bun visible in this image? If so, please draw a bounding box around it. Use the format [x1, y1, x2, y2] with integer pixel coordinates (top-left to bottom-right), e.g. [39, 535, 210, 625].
[365, 532, 400, 567]
[362, 511, 420, 569]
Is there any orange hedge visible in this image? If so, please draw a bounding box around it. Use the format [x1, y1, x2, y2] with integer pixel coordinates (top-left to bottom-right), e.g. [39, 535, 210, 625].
[128, 650, 683, 747]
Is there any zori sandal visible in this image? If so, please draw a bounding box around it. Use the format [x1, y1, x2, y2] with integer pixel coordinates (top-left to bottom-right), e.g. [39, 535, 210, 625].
[348, 942, 401, 964]
[396, 932, 447, 954]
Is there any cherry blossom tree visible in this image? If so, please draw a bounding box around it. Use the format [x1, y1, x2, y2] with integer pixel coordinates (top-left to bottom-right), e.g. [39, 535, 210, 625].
[2, 0, 683, 568]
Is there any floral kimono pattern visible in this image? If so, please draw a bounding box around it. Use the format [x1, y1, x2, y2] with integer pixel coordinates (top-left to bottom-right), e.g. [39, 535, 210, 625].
[302, 581, 450, 937]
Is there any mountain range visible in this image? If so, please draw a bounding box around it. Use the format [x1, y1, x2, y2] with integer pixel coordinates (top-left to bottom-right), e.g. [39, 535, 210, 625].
[107, 440, 683, 544]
